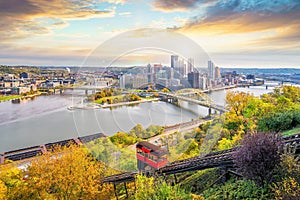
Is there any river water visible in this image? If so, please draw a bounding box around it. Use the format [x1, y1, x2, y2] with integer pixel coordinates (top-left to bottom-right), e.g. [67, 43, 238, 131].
[0, 85, 277, 152]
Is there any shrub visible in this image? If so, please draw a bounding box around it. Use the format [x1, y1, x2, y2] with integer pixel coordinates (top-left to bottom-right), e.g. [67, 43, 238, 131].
[233, 132, 282, 186]
[202, 179, 272, 200]
[134, 174, 191, 200]
[272, 147, 300, 199]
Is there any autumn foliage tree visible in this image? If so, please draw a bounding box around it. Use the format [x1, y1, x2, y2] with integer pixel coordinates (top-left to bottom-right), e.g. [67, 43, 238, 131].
[0, 144, 113, 200]
[272, 147, 300, 199]
[226, 91, 253, 117]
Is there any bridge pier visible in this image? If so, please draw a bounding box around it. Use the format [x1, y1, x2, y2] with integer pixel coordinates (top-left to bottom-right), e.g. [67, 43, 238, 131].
[217, 166, 230, 184]
[85, 89, 88, 95]
[0, 153, 4, 164]
[208, 108, 212, 115]
[124, 182, 129, 198]
[113, 183, 119, 200]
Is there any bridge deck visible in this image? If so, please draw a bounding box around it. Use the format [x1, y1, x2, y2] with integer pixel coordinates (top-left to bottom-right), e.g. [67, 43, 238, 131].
[159, 92, 228, 113]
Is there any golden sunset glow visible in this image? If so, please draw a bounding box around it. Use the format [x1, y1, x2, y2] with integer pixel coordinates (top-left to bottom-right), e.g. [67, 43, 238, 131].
[0, 0, 299, 67]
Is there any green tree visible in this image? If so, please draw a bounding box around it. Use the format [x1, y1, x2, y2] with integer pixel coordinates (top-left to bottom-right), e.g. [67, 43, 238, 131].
[134, 174, 191, 200]
[202, 179, 272, 200]
[130, 124, 146, 138]
[110, 131, 138, 147]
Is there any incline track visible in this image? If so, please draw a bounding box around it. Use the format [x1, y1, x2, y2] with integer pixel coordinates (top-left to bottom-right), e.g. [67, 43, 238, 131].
[103, 133, 300, 184]
[0, 133, 105, 164]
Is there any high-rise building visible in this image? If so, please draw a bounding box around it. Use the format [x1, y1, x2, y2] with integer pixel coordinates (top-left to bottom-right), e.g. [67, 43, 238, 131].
[215, 66, 221, 80]
[171, 55, 178, 69]
[199, 75, 207, 90]
[208, 60, 215, 80]
[187, 58, 194, 73]
[178, 58, 186, 77]
[147, 63, 153, 83]
[170, 67, 174, 80]
[133, 75, 148, 88]
[120, 74, 148, 89]
[188, 72, 199, 88]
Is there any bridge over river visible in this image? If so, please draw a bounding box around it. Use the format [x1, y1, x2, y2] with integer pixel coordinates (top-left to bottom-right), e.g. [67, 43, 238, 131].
[158, 92, 228, 114]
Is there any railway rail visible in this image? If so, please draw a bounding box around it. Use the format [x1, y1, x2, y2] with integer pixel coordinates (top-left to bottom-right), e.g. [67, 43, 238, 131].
[103, 133, 300, 184]
[0, 133, 105, 164]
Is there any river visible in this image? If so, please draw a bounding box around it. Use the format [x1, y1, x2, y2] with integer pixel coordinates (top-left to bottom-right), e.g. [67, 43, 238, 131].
[0, 85, 278, 152]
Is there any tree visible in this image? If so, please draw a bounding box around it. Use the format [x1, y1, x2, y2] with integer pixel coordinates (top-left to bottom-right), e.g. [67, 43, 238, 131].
[134, 174, 191, 200]
[0, 165, 23, 199]
[127, 94, 141, 102]
[258, 110, 298, 132]
[109, 131, 138, 147]
[272, 147, 300, 199]
[202, 179, 273, 199]
[130, 124, 146, 138]
[0, 180, 6, 200]
[226, 91, 253, 117]
[145, 125, 164, 138]
[217, 138, 233, 151]
[281, 85, 300, 103]
[88, 137, 137, 172]
[161, 88, 170, 93]
[17, 144, 112, 199]
[233, 132, 282, 186]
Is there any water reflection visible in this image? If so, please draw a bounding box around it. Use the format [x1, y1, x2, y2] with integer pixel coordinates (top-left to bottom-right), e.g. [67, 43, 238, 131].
[11, 96, 38, 104]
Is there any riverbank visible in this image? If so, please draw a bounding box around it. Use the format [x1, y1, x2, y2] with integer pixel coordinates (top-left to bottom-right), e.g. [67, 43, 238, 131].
[203, 85, 237, 93]
[100, 98, 160, 108]
[0, 93, 41, 103]
[67, 98, 160, 110]
[0, 95, 22, 102]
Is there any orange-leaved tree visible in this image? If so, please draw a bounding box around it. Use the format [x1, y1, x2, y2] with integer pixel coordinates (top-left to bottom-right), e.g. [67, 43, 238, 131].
[4, 144, 113, 200]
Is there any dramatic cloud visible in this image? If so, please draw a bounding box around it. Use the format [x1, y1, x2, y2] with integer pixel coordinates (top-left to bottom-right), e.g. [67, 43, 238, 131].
[175, 0, 300, 33]
[152, 0, 214, 12]
[248, 24, 300, 50]
[0, 0, 115, 41]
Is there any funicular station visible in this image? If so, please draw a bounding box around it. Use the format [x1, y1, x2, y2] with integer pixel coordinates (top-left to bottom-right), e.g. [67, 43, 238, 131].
[136, 141, 168, 171]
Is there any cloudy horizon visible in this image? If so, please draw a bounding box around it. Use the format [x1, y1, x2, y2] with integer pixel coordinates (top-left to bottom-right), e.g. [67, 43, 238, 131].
[1, 0, 299, 68]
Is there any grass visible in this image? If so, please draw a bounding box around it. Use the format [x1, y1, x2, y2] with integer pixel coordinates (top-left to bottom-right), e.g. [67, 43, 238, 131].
[127, 89, 146, 93]
[0, 95, 22, 101]
[282, 127, 300, 136]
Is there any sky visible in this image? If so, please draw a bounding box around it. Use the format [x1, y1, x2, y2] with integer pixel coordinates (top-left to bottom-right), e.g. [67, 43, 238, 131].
[0, 0, 299, 68]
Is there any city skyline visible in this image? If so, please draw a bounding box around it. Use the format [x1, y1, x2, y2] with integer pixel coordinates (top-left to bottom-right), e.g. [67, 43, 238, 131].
[0, 0, 300, 68]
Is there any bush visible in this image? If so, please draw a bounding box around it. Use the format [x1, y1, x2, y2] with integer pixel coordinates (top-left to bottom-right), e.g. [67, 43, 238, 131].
[233, 132, 282, 186]
[133, 174, 192, 200]
[109, 132, 138, 147]
[272, 147, 300, 199]
[202, 179, 273, 200]
[258, 109, 300, 132]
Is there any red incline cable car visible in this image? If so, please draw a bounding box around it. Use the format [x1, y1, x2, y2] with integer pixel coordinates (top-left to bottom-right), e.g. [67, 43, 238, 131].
[136, 141, 168, 170]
